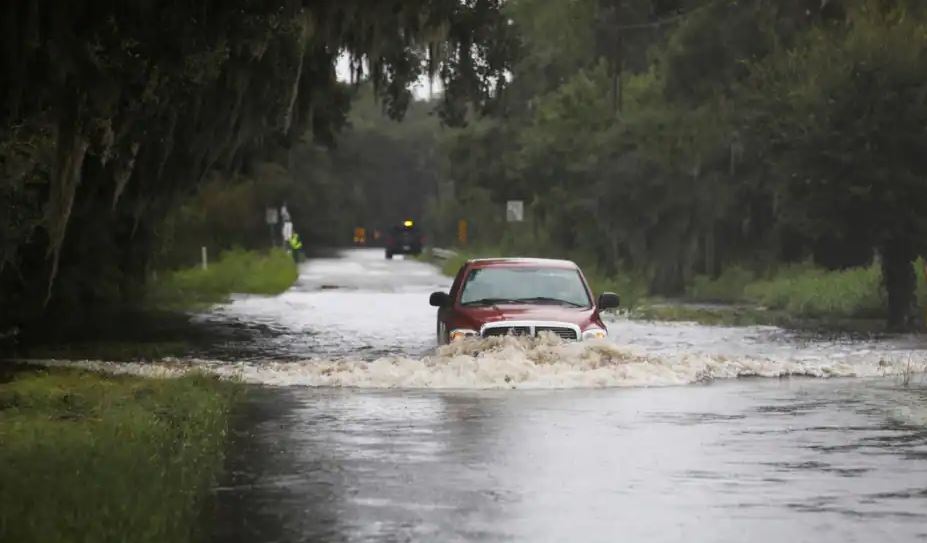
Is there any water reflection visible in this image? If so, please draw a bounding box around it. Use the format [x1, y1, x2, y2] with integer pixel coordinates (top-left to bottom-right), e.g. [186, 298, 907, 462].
[212, 380, 927, 542]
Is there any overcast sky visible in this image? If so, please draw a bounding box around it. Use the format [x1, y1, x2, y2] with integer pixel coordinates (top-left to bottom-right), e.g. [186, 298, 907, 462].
[335, 53, 440, 102]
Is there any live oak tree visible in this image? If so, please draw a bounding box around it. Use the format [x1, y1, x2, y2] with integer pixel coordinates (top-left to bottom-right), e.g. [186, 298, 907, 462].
[0, 0, 515, 328]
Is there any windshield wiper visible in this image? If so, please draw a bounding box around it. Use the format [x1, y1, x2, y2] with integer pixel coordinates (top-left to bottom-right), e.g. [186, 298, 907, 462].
[514, 297, 585, 307]
[462, 297, 521, 306]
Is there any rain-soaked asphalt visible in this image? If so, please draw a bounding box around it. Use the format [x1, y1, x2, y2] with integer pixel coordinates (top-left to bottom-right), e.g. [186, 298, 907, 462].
[178, 249, 926, 541]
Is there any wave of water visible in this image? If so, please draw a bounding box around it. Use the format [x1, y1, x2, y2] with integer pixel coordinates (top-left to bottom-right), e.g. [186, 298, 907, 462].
[26, 334, 927, 389]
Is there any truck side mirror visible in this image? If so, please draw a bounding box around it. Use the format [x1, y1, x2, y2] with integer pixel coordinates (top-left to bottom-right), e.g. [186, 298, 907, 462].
[597, 292, 620, 310]
[429, 291, 452, 308]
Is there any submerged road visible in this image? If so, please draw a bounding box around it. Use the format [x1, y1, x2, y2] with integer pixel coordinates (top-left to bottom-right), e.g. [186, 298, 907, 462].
[205, 249, 927, 542]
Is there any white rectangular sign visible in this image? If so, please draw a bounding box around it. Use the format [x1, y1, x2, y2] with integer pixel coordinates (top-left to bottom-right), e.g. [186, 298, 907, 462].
[506, 200, 524, 222]
[265, 207, 279, 225]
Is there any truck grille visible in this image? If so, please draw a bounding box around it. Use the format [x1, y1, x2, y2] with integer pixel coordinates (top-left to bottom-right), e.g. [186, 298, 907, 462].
[535, 327, 578, 340]
[481, 323, 580, 341]
[482, 326, 532, 337]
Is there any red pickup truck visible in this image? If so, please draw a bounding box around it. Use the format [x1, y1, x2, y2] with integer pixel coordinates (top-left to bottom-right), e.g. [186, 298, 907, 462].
[429, 257, 619, 344]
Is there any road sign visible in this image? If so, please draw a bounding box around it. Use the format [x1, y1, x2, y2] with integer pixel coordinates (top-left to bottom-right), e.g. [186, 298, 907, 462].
[265, 207, 279, 225]
[353, 227, 367, 245]
[457, 219, 468, 245]
[506, 200, 524, 222]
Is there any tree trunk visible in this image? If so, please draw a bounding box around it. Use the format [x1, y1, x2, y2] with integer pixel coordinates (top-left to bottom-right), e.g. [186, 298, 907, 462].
[881, 237, 917, 331]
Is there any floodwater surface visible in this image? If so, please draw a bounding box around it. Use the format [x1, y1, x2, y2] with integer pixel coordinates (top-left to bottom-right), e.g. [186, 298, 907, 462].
[205, 249, 927, 542]
[36, 249, 927, 541]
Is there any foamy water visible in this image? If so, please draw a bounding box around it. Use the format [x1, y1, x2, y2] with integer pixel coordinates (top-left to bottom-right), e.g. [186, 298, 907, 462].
[21, 249, 927, 390]
[27, 334, 927, 389]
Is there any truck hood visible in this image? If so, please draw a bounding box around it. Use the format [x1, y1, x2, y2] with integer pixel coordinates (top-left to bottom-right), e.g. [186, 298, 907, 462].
[457, 304, 595, 327]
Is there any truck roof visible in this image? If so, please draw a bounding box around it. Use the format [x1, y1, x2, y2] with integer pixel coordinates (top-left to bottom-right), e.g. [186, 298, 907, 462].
[466, 257, 579, 270]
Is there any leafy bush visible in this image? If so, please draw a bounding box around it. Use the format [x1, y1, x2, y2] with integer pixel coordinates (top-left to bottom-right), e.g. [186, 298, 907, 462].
[744, 263, 885, 318]
[686, 266, 756, 303]
[148, 248, 297, 309]
[0, 370, 240, 543]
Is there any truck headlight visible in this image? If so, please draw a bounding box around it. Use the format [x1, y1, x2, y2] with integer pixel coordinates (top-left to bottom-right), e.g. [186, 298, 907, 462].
[449, 329, 478, 342]
[582, 327, 607, 341]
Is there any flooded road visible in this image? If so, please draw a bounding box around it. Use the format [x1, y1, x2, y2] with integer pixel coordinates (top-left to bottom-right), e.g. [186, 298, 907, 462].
[194, 249, 927, 542]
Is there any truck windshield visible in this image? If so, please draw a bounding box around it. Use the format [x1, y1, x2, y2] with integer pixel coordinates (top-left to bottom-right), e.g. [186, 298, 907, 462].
[459, 267, 591, 307]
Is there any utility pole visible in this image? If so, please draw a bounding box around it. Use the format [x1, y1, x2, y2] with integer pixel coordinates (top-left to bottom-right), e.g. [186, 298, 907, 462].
[597, 4, 624, 116]
[597, 2, 705, 116]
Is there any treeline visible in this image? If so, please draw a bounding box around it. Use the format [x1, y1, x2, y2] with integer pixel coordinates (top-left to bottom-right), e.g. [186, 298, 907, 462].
[4, 0, 926, 332]
[426, 0, 927, 329]
[154, 90, 443, 269]
[0, 1, 513, 328]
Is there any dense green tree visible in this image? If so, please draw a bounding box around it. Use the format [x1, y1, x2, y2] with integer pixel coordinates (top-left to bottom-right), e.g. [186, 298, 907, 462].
[0, 0, 516, 328]
[744, 1, 927, 328]
[431, 0, 926, 327]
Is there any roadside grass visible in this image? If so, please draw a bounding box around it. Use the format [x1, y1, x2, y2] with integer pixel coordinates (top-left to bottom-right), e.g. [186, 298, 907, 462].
[148, 248, 297, 310]
[8, 249, 298, 363]
[0, 368, 241, 543]
[631, 303, 889, 331]
[437, 250, 472, 278]
[631, 304, 779, 327]
[742, 263, 885, 318]
[22, 340, 191, 362]
[672, 259, 927, 327]
[685, 266, 755, 304]
[686, 260, 927, 320]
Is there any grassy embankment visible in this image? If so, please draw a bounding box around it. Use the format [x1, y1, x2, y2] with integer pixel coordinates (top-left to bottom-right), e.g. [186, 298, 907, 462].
[424, 249, 927, 329]
[0, 368, 240, 543]
[2, 248, 294, 541]
[645, 261, 927, 328]
[147, 247, 299, 310]
[17, 248, 299, 360]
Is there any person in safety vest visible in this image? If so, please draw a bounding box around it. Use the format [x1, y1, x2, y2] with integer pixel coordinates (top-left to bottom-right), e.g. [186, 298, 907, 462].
[288, 232, 303, 262]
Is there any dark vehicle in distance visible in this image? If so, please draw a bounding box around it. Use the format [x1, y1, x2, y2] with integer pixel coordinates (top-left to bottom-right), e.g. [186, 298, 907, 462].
[429, 257, 620, 344]
[385, 220, 423, 259]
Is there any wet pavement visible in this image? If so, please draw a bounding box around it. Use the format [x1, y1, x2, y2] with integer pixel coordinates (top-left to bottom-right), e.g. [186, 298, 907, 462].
[190, 248, 446, 362]
[194, 249, 927, 542]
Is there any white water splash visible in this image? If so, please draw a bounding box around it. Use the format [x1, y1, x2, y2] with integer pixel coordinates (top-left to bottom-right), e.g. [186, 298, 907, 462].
[24, 334, 927, 389]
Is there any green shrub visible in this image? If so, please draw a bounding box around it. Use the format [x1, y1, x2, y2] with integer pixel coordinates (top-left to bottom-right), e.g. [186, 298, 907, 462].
[744, 263, 884, 318]
[148, 248, 297, 309]
[0, 370, 240, 543]
[686, 266, 756, 303]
